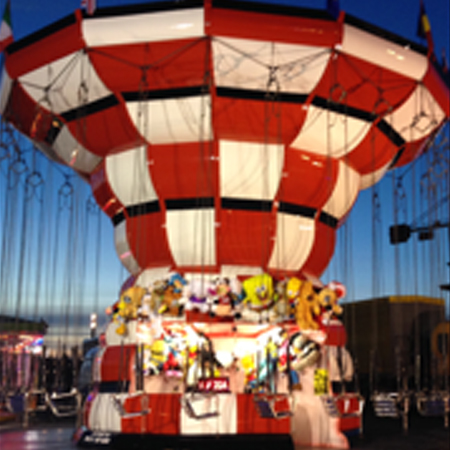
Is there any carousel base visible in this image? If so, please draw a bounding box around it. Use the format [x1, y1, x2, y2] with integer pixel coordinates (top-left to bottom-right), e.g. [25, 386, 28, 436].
[75, 427, 294, 450]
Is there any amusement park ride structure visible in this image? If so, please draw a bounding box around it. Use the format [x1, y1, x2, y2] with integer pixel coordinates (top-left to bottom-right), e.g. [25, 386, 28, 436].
[0, 1, 449, 449]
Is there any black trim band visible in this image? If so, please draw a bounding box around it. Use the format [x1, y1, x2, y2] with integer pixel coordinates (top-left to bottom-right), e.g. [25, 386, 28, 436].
[319, 211, 338, 228]
[312, 96, 376, 123]
[376, 120, 406, 147]
[113, 197, 339, 229]
[216, 87, 308, 104]
[112, 211, 125, 226]
[278, 202, 316, 218]
[61, 95, 119, 122]
[221, 198, 272, 212]
[166, 197, 215, 210]
[7, 14, 78, 55]
[127, 201, 161, 217]
[123, 85, 208, 102]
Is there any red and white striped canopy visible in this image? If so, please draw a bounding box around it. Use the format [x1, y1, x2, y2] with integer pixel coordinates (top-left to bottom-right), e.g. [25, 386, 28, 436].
[1, 0, 448, 283]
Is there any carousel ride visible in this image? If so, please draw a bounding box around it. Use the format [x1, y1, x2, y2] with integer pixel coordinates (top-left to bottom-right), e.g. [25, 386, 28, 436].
[0, 1, 449, 449]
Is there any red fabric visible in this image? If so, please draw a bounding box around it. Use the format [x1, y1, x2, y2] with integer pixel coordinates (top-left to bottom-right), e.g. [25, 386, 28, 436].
[345, 127, 397, 175]
[320, 318, 347, 346]
[278, 148, 338, 208]
[313, 53, 416, 115]
[89, 163, 124, 218]
[214, 97, 306, 144]
[391, 136, 428, 168]
[5, 11, 84, 78]
[207, 7, 342, 47]
[65, 102, 144, 158]
[89, 39, 209, 93]
[300, 221, 336, 279]
[100, 345, 135, 382]
[149, 142, 218, 200]
[126, 212, 175, 269]
[236, 394, 291, 434]
[121, 393, 181, 435]
[219, 209, 275, 268]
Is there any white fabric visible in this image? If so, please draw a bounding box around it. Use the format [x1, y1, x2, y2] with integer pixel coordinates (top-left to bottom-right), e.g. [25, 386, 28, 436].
[18, 51, 111, 114]
[219, 140, 284, 200]
[180, 393, 237, 435]
[53, 126, 102, 173]
[89, 393, 124, 432]
[322, 161, 360, 219]
[106, 146, 157, 206]
[385, 83, 446, 141]
[82, 9, 204, 46]
[0, 68, 12, 114]
[220, 265, 263, 278]
[166, 208, 216, 267]
[114, 221, 141, 274]
[213, 37, 330, 93]
[359, 162, 390, 190]
[268, 214, 315, 272]
[125, 95, 212, 144]
[341, 24, 428, 81]
[291, 105, 370, 157]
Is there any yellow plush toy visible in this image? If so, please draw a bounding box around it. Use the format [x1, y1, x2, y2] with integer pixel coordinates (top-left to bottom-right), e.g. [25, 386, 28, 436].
[114, 286, 147, 335]
[317, 285, 343, 317]
[241, 274, 274, 311]
[289, 278, 321, 330]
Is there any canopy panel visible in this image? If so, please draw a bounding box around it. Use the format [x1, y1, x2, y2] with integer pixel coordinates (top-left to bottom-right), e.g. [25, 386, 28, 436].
[1, 0, 448, 281]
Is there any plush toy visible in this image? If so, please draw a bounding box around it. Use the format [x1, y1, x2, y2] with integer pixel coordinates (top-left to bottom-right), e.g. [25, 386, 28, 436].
[163, 346, 183, 377]
[158, 273, 187, 316]
[240, 354, 258, 392]
[241, 274, 274, 311]
[289, 278, 321, 330]
[210, 277, 241, 318]
[272, 278, 292, 320]
[290, 334, 321, 372]
[145, 338, 167, 375]
[149, 279, 168, 314]
[318, 281, 345, 317]
[184, 277, 215, 314]
[114, 286, 147, 335]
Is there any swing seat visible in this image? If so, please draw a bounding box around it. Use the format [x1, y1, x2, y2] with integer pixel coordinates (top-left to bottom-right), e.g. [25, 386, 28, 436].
[416, 392, 450, 417]
[372, 392, 406, 418]
[181, 393, 219, 420]
[253, 394, 292, 419]
[45, 388, 80, 418]
[6, 393, 25, 414]
[110, 394, 151, 418]
[25, 389, 47, 413]
[321, 393, 364, 419]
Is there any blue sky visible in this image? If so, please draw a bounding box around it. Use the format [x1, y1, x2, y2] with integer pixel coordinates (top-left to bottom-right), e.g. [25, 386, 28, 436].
[0, 0, 449, 335]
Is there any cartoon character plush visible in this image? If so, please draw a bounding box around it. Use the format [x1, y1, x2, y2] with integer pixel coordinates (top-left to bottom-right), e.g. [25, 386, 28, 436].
[148, 279, 168, 315]
[290, 334, 321, 372]
[289, 278, 321, 330]
[241, 274, 274, 311]
[240, 354, 258, 392]
[184, 277, 215, 314]
[318, 281, 345, 318]
[158, 273, 187, 316]
[272, 278, 292, 320]
[145, 338, 167, 375]
[210, 277, 241, 318]
[114, 286, 147, 335]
